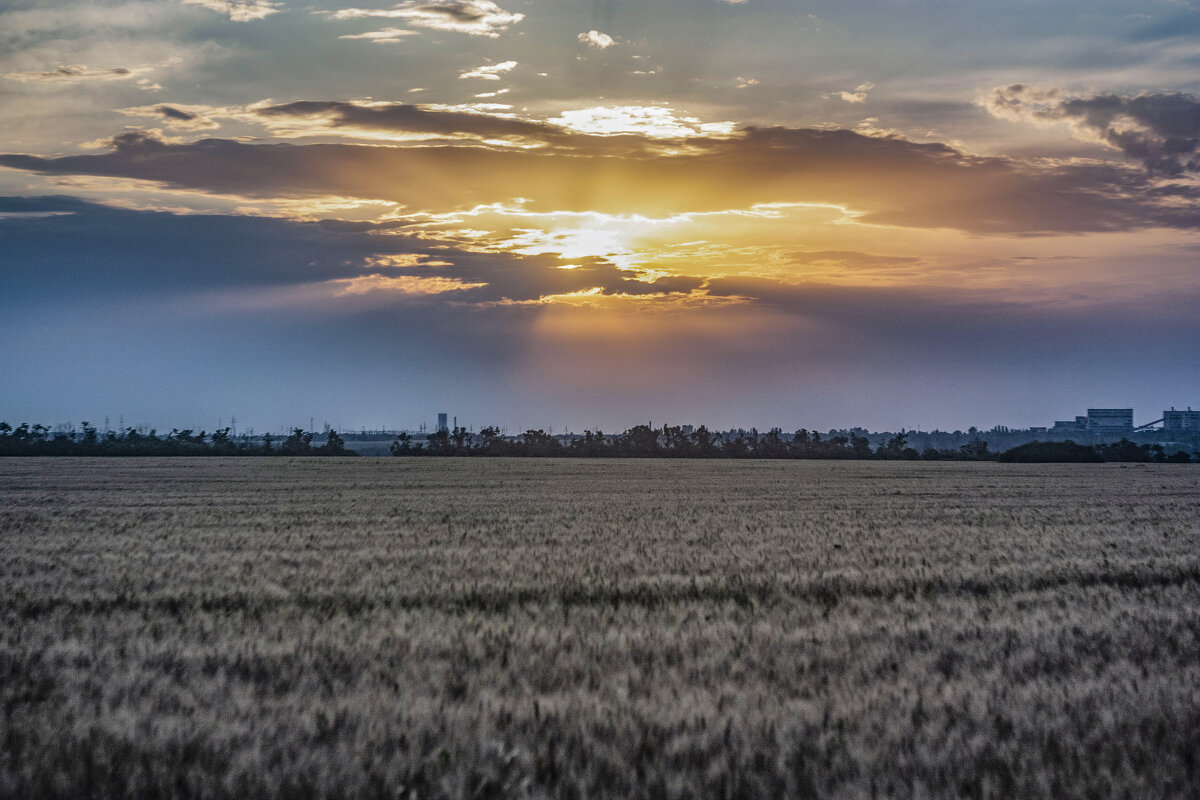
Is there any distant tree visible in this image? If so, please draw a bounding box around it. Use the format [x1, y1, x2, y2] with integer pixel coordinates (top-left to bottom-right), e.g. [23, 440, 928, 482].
[690, 425, 719, 457]
[721, 434, 750, 459]
[279, 428, 313, 455]
[210, 427, 238, 455]
[475, 426, 508, 456]
[848, 434, 874, 459]
[569, 429, 608, 457]
[660, 425, 694, 457]
[1096, 438, 1150, 463]
[318, 429, 349, 455]
[617, 425, 661, 457]
[878, 432, 916, 460]
[756, 428, 787, 459]
[997, 440, 1102, 463]
[390, 432, 414, 456]
[424, 429, 453, 456]
[519, 429, 563, 457]
[959, 439, 991, 461]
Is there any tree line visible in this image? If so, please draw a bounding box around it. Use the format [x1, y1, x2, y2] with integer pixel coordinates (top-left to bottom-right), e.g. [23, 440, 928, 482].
[393, 427, 1197, 463]
[0, 422, 351, 457]
[2, 421, 1194, 462]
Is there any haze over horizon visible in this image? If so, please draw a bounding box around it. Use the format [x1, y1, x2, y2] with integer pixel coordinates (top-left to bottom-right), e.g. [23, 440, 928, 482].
[2, 0, 1198, 433]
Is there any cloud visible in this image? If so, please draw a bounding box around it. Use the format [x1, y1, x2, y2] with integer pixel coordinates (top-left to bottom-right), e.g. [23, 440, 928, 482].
[837, 82, 875, 103]
[0, 195, 701, 307]
[577, 30, 615, 49]
[982, 85, 1200, 175]
[228, 98, 570, 144]
[330, 1, 524, 38]
[4, 65, 139, 83]
[4, 196, 1199, 433]
[3, 123, 1198, 235]
[181, 0, 283, 22]
[338, 27, 420, 43]
[459, 60, 517, 80]
[118, 99, 738, 152]
[547, 106, 735, 138]
[119, 104, 221, 130]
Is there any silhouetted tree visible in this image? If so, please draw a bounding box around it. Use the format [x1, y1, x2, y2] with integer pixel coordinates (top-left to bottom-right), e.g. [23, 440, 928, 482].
[660, 425, 694, 457]
[279, 428, 313, 455]
[318, 429, 348, 455]
[690, 425, 720, 457]
[520, 429, 563, 457]
[390, 432, 414, 455]
[617, 425, 660, 457]
[997, 440, 1102, 463]
[424, 429, 453, 456]
[959, 439, 991, 461]
[569, 429, 609, 457]
[756, 428, 787, 459]
[1096, 438, 1150, 462]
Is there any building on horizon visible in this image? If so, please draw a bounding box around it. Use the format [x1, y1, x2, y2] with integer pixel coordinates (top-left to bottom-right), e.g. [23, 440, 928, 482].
[1163, 407, 1200, 431]
[1052, 408, 1133, 433]
[437, 412, 448, 433]
[1085, 408, 1133, 432]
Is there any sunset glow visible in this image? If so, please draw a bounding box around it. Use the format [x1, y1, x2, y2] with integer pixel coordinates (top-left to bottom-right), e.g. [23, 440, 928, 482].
[2, 0, 1198, 431]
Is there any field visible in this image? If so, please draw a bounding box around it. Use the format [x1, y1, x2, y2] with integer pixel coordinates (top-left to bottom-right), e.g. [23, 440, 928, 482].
[1, 458, 1198, 799]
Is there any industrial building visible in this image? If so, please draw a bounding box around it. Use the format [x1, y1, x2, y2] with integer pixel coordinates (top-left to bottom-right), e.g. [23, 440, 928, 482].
[1163, 407, 1200, 431]
[1085, 408, 1134, 432]
[437, 413, 448, 433]
[1052, 408, 1133, 433]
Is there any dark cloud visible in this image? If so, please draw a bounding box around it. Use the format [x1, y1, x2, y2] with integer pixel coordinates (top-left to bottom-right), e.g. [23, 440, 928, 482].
[700, 275, 1200, 353]
[985, 85, 1200, 175]
[3, 123, 1196, 234]
[239, 100, 671, 154]
[157, 105, 199, 122]
[0, 195, 697, 305]
[3, 64, 134, 82]
[331, 1, 525, 38]
[414, 254, 705, 303]
[121, 104, 222, 130]
[252, 100, 572, 145]
[3, 196, 1197, 433]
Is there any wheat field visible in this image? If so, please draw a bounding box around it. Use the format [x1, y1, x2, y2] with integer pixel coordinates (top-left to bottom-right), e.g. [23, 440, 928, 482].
[1, 457, 1198, 799]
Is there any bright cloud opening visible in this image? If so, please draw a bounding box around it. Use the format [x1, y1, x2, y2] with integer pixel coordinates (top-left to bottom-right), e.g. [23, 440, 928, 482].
[577, 30, 616, 49]
[547, 106, 736, 138]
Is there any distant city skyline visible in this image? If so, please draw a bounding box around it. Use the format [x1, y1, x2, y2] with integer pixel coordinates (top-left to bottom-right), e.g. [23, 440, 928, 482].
[2, 1, 1198, 428]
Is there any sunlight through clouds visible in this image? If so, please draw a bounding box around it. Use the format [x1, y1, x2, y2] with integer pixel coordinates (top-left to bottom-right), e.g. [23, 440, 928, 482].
[329, 0, 524, 38]
[182, 0, 283, 22]
[2, 0, 1199, 430]
[547, 106, 736, 138]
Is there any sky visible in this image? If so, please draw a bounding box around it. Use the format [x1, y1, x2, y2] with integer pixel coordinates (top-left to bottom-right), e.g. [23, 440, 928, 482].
[1, 0, 1198, 434]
